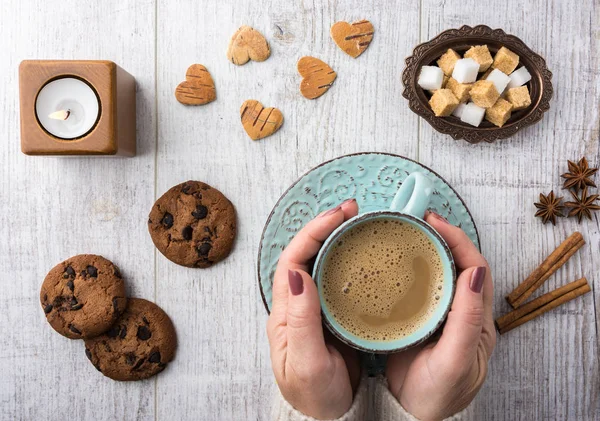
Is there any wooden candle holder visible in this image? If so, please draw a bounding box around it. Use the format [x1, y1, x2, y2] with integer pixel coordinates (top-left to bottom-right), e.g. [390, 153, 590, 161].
[19, 60, 136, 156]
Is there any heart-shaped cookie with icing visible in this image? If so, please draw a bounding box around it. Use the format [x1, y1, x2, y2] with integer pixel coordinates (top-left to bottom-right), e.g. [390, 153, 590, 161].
[240, 100, 283, 140]
[174, 64, 216, 105]
[330, 20, 374, 58]
[227, 26, 271, 65]
[297, 56, 337, 100]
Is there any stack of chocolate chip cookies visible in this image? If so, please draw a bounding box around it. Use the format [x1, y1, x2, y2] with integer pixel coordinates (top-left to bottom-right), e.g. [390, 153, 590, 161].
[40, 254, 177, 381]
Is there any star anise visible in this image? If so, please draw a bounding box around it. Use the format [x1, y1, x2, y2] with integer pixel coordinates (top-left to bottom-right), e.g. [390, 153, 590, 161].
[534, 191, 564, 225]
[561, 157, 598, 192]
[564, 187, 600, 223]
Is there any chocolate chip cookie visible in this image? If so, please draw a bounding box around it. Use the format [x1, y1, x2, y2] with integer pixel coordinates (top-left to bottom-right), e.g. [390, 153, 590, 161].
[84, 298, 177, 381]
[148, 180, 237, 268]
[40, 254, 127, 339]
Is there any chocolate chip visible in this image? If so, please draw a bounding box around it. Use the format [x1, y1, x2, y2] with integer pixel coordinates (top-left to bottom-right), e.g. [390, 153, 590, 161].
[66, 280, 74, 291]
[85, 348, 92, 361]
[192, 205, 208, 220]
[196, 242, 212, 257]
[125, 353, 137, 366]
[149, 351, 161, 363]
[148, 218, 152, 224]
[181, 183, 192, 194]
[63, 266, 75, 278]
[182, 226, 193, 240]
[113, 265, 122, 278]
[70, 297, 78, 306]
[106, 325, 120, 338]
[137, 325, 152, 340]
[112, 297, 122, 315]
[132, 358, 145, 370]
[94, 363, 102, 372]
[102, 341, 112, 352]
[161, 212, 174, 229]
[69, 325, 81, 335]
[86, 265, 98, 277]
[80, 270, 87, 277]
[142, 317, 150, 325]
[71, 303, 83, 311]
[119, 325, 127, 339]
[44, 304, 53, 314]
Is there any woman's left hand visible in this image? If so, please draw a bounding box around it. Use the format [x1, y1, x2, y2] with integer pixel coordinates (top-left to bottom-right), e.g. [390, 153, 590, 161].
[267, 199, 361, 420]
[385, 212, 497, 421]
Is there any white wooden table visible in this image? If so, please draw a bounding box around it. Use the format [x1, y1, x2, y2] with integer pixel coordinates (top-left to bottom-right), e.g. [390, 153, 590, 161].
[1, 1, 598, 420]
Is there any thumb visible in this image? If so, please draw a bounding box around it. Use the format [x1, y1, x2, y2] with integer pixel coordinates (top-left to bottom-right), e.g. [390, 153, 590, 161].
[286, 269, 329, 366]
[429, 266, 486, 375]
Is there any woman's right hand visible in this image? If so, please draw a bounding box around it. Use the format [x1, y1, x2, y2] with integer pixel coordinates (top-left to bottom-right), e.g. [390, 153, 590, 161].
[267, 199, 361, 420]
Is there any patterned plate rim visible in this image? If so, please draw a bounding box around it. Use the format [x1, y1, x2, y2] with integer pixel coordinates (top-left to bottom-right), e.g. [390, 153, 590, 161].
[256, 151, 481, 314]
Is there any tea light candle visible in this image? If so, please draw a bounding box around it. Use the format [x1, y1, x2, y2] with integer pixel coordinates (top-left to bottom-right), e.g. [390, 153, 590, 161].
[35, 77, 100, 139]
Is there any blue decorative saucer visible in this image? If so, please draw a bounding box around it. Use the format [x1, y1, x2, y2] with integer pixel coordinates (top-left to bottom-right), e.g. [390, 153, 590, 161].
[257, 152, 480, 312]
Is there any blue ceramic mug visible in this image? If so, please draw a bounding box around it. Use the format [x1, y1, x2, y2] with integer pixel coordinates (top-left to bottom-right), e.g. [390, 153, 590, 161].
[312, 172, 456, 353]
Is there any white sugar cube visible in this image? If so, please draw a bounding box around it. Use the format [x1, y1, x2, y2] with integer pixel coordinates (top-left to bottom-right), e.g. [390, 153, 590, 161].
[460, 102, 485, 127]
[507, 66, 532, 88]
[452, 58, 479, 83]
[485, 69, 511, 94]
[452, 103, 467, 118]
[418, 66, 444, 90]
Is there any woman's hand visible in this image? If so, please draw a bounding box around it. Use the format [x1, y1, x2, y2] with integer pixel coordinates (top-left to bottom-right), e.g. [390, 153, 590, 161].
[267, 199, 361, 420]
[386, 212, 497, 421]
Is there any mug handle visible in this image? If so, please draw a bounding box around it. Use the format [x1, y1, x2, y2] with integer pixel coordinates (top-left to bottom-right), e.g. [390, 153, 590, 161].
[390, 173, 433, 218]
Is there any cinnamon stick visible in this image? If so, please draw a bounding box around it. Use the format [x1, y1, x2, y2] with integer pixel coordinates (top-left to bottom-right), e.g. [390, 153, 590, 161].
[511, 238, 585, 308]
[497, 279, 590, 334]
[506, 232, 584, 308]
[496, 277, 588, 331]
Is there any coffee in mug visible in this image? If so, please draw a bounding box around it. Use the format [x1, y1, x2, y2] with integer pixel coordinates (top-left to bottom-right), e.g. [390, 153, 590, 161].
[321, 217, 444, 342]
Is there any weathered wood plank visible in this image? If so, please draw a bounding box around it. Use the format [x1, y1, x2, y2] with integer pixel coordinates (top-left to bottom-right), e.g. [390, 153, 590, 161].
[419, 0, 600, 420]
[0, 1, 156, 420]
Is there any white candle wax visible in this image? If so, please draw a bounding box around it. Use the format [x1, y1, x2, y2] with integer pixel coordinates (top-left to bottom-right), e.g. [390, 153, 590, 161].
[35, 77, 100, 139]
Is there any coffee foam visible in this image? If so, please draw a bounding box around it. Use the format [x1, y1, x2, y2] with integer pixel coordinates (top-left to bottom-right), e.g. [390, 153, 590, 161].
[321, 218, 444, 342]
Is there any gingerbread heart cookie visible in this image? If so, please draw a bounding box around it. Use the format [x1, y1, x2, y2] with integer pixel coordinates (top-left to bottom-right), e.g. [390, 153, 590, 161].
[174, 64, 216, 105]
[297, 56, 337, 100]
[240, 100, 283, 140]
[330, 20, 374, 58]
[227, 26, 270, 65]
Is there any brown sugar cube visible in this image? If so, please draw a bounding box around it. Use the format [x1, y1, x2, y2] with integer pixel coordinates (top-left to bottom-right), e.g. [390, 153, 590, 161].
[428, 75, 450, 95]
[485, 98, 513, 127]
[505, 86, 532, 110]
[429, 89, 459, 117]
[464, 45, 493, 72]
[470, 80, 500, 108]
[446, 77, 472, 103]
[492, 46, 519, 74]
[437, 49, 461, 76]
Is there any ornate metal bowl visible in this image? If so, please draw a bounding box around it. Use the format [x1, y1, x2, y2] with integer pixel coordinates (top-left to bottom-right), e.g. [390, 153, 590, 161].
[402, 25, 553, 144]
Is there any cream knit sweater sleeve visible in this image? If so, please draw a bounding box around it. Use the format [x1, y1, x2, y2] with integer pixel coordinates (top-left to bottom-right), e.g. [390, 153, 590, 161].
[272, 376, 472, 421]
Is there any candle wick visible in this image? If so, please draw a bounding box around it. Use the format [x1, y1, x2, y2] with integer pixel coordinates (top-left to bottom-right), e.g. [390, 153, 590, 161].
[48, 109, 71, 121]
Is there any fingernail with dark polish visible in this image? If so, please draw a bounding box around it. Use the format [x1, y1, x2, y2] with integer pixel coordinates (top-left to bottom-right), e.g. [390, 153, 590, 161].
[288, 270, 304, 296]
[431, 211, 449, 224]
[320, 205, 342, 217]
[470, 266, 486, 293]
